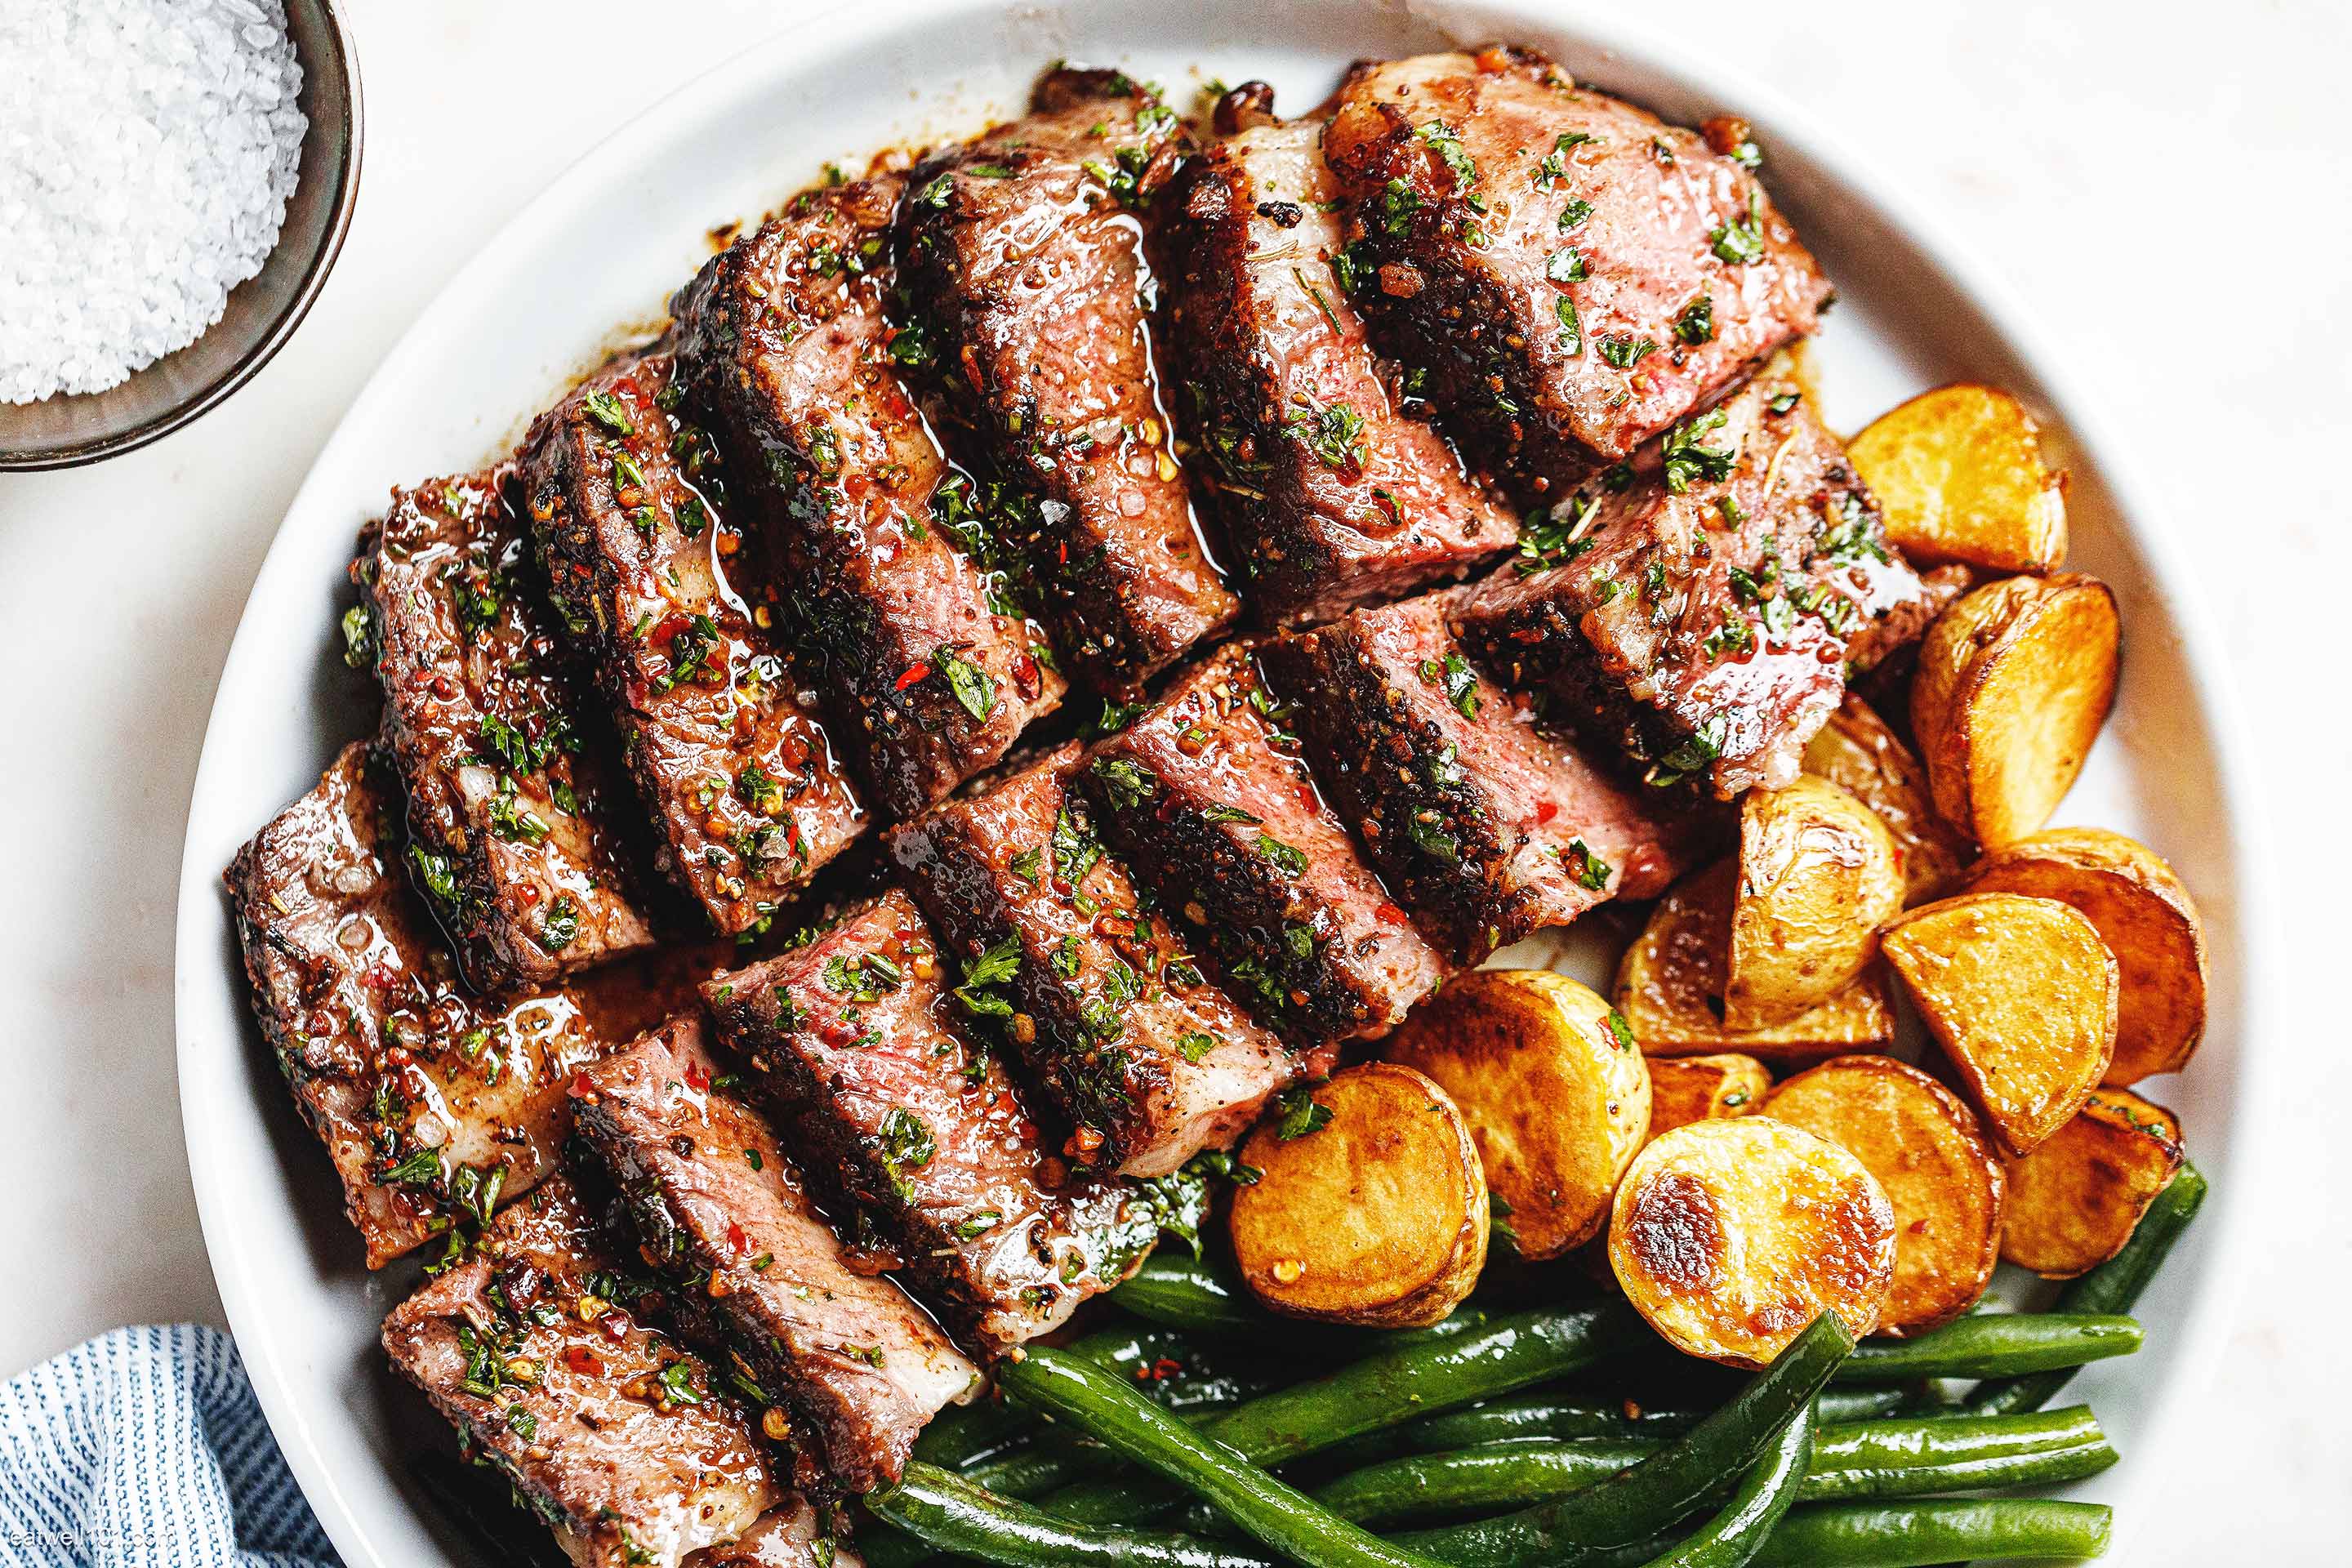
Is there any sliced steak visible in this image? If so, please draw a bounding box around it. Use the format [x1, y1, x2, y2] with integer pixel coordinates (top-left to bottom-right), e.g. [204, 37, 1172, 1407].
[694, 1502, 865, 1568]
[1453, 372, 1944, 796]
[354, 468, 657, 987]
[1154, 95, 1512, 626]
[519, 348, 868, 934]
[1321, 48, 1831, 497]
[223, 744, 709, 1267]
[1258, 593, 1701, 964]
[889, 742, 1297, 1178]
[703, 889, 1157, 1356]
[572, 1016, 980, 1494]
[900, 68, 1238, 693]
[1078, 642, 1453, 1047]
[382, 1174, 779, 1568]
[670, 176, 1065, 821]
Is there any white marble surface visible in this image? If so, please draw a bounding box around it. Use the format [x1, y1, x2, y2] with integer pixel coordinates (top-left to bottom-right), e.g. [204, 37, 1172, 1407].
[1, 0, 2343, 1556]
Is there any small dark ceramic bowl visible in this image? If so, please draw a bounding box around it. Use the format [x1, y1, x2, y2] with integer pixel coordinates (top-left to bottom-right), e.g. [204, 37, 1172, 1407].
[0, 0, 362, 470]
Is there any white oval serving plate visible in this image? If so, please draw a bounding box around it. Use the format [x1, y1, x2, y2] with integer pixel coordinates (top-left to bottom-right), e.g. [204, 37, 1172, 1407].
[175, 2, 2274, 1563]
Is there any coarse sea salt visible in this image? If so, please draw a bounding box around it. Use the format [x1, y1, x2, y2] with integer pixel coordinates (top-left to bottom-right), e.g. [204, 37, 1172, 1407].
[0, 0, 308, 404]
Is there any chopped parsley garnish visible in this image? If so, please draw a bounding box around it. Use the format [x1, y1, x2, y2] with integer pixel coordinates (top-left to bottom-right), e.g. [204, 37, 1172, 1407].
[1089, 755, 1158, 811]
[1415, 652, 1481, 717]
[1561, 839, 1613, 892]
[1597, 334, 1657, 370]
[1414, 120, 1477, 187]
[1546, 247, 1588, 283]
[1285, 396, 1370, 473]
[1709, 190, 1766, 265]
[537, 898, 580, 953]
[1254, 833, 1307, 878]
[1660, 408, 1737, 494]
[583, 388, 635, 436]
[1272, 1084, 1333, 1141]
[823, 951, 905, 1002]
[1673, 294, 1715, 345]
[934, 646, 998, 723]
[1555, 295, 1583, 355]
[880, 1108, 936, 1199]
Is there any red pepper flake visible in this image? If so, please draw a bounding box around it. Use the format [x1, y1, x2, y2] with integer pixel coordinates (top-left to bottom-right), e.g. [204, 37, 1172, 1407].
[568, 1071, 596, 1098]
[895, 662, 932, 692]
[1375, 902, 1408, 926]
[652, 612, 691, 646]
[562, 1345, 605, 1377]
[599, 1312, 630, 1343]
[727, 1220, 750, 1254]
[684, 1059, 711, 1092]
[1535, 799, 1558, 825]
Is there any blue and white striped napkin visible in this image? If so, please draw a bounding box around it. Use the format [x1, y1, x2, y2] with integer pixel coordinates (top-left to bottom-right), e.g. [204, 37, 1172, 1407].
[0, 1325, 336, 1568]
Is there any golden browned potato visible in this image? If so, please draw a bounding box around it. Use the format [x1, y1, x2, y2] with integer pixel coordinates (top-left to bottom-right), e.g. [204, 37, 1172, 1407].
[1608, 1118, 1896, 1367]
[1617, 862, 1896, 1061]
[1765, 1056, 2004, 1335]
[1385, 971, 1650, 1260]
[1725, 777, 1906, 1028]
[1880, 893, 2118, 1157]
[1846, 384, 2067, 574]
[1229, 1063, 1487, 1326]
[1646, 1054, 1772, 1142]
[1802, 696, 1976, 903]
[1962, 828, 2207, 1085]
[2002, 1087, 2184, 1277]
[1910, 573, 2120, 848]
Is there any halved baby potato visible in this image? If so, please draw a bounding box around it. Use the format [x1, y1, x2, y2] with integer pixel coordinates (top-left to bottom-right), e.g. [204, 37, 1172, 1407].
[1910, 573, 2120, 848]
[1608, 1117, 1896, 1368]
[1846, 383, 2068, 574]
[1385, 970, 1650, 1260]
[1618, 861, 1896, 1061]
[1802, 695, 1976, 904]
[1725, 776, 1907, 1028]
[1229, 1062, 1487, 1326]
[2002, 1087, 2184, 1277]
[1962, 828, 2207, 1085]
[1880, 893, 2118, 1157]
[1646, 1054, 1772, 1142]
[1765, 1056, 2004, 1335]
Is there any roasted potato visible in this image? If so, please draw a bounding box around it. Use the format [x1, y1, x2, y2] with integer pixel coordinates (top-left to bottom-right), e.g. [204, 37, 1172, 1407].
[1608, 1117, 1896, 1367]
[1646, 1054, 1771, 1142]
[1802, 696, 1976, 903]
[1910, 573, 2120, 848]
[1385, 971, 1650, 1259]
[1962, 828, 2207, 1085]
[1880, 893, 2118, 1157]
[2002, 1088, 2184, 1278]
[1846, 384, 2067, 574]
[1229, 1062, 1487, 1326]
[1617, 861, 1896, 1061]
[1765, 1056, 2004, 1335]
[1725, 777, 1906, 1028]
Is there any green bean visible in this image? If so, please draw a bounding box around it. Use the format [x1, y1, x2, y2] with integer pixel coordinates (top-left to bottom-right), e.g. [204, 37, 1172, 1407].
[1812, 1387, 1918, 1423]
[916, 1324, 1255, 1471]
[1967, 1160, 2206, 1414]
[1401, 1313, 1855, 1568]
[864, 1462, 1279, 1568]
[1743, 1499, 2112, 1564]
[1638, 1402, 1813, 1568]
[1111, 1253, 1495, 1350]
[1833, 1313, 2140, 1382]
[1036, 1304, 1645, 1527]
[1390, 1396, 1704, 1452]
[1304, 1405, 2113, 1528]
[999, 1348, 1451, 1568]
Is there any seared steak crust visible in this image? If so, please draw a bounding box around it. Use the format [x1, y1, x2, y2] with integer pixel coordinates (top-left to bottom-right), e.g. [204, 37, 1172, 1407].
[1154, 101, 1512, 627]
[381, 1175, 779, 1568]
[355, 468, 657, 987]
[889, 742, 1296, 1178]
[521, 349, 868, 933]
[670, 176, 1065, 821]
[704, 890, 1155, 1356]
[1079, 643, 1453, 1048]
[223, 743, 706, 1267]
[1321, 48, 1831, 497]
[900, 68, 1239, 693]
[572, 1018, 979, 1494]
[1258, 593, 1700, 964]
[1453, 372, 1941, 797]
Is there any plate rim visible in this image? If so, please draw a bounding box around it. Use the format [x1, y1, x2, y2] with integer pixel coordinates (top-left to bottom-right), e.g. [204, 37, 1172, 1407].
[173, 3, 2281, 1562]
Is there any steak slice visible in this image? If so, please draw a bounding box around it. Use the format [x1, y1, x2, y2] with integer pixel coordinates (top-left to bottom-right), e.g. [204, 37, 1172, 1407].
[223, 743, 709, 1267]
[354, 468, 657, 987]
[900, 67, 1238, 693]
[889, 742, 1297, 1178]
[1154, 94, 1512, 627]
[670, 176, 1066, 821]
[1321, 48, 1831, 497]
[1078, 643, 1453, 1048]
[695, 1502, 866, 1568]
[519, 347, 868, 934]
[572, 1016, 980, 1494]
[1453, 372, 1944, 797]
[703, 889, 1158, 1356]
[1258, 593, 1701, 964]
[381, 1174, 779, 1568]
